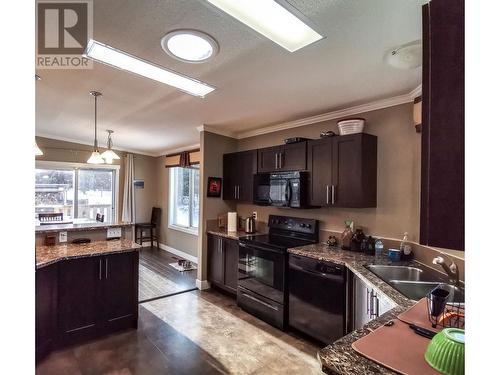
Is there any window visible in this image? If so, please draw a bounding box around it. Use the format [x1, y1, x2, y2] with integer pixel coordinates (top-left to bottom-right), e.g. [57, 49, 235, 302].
[169, 167, 199, 234]
[35, 162, 118, 223]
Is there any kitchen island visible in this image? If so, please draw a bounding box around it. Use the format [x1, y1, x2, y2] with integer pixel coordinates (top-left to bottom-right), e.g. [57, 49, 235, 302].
[288, 244, 422, 375]
[36, 239, 140, 362]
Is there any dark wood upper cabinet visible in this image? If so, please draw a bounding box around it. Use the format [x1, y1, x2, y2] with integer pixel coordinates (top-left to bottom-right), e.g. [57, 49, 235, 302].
[223, 150, 257, 202]
[282, 142, 308, 171]
[308, 137, 333, 206]
[308, 134, 377, 208]
[258, 146, 282, 173]
[258, 142, 307, 173]
[420, 0, 464, 251]
[334, 134, 377, 208]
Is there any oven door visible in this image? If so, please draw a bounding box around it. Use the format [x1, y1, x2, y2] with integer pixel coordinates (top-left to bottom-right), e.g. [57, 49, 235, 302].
[238, 242, 285, 304]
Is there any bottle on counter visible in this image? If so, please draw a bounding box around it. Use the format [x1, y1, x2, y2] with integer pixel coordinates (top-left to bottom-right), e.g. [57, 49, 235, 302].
[400, 232, 413, 260]
[350, 228, 366, 252]
[375, 239, 384, 257]
[341, 220, 354, 250]
[362, 236, 376, 255]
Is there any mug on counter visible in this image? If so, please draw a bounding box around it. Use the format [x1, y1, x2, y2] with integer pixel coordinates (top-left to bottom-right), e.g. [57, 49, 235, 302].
[387, 248, 402, 262]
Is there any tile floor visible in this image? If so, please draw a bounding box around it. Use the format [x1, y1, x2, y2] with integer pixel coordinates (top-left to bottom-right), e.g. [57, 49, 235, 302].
[36, 290, 322, 375]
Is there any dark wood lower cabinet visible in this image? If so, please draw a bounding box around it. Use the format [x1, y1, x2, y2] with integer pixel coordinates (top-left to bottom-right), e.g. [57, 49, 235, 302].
[207, 234, 224, 285]
[35, 263, 58, 362]
[102, 252, 139, 332]
[58, 256, 101, 346]
[207, 234, 239, 296]
[36, 250, 139, 360]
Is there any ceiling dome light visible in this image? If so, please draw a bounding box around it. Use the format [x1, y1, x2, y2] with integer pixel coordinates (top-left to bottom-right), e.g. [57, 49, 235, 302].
[161, 30, 219, 63]
[385, 40, 422, 70]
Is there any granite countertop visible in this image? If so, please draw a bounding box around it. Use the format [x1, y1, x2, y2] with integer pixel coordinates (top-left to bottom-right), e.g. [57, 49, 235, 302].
[36, 239, 141, 269]
[288, 243, 420, 375]
[35, 221, 133, 234]
[207, 228, 262, 241]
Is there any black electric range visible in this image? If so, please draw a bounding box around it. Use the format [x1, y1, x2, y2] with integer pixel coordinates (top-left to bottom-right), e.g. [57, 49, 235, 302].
[237, 215, 319, 329]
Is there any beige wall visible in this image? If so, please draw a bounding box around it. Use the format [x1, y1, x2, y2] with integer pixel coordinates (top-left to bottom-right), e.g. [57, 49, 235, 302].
[236, 103, 422, 242]
[35, 136, 157, 225]
[155, 157, 199, 258]
[197, 132, 238, 281]
[133, 154, 158, 223]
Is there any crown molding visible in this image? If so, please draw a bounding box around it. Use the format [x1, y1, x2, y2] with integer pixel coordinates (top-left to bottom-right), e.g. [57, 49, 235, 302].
[236, 85, 422, 139]
[158, 143, 200, 156]
[35, 132, 159, 157]
[197, 125, 237, 138]
[408, 84, 422, 99]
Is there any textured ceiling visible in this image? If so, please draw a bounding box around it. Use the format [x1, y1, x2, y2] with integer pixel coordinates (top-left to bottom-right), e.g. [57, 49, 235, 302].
[36, 0, 425, 155]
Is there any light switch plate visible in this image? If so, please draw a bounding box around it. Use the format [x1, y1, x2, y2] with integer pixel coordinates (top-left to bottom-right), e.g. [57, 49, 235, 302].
[107, 227, 122, 239]
[59, 231, 67, 243]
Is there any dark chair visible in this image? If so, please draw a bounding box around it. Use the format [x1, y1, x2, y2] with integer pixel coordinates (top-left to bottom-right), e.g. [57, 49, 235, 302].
[96, 213, 104, 222]
[135, 207, 161, 249]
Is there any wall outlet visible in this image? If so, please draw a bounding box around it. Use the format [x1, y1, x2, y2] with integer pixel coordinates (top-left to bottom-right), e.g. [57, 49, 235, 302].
[107, 227, 122, 239]
[252, 211, 258, 221]
[59, 231, 67, 243]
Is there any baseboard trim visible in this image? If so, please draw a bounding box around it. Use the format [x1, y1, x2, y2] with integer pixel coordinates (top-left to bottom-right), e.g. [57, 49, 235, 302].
[196, 279, 210, 290]
[137, 241, 198, 264]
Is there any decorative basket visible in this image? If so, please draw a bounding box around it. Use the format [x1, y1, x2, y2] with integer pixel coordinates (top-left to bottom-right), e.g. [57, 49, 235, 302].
[337, 118, 365, 135]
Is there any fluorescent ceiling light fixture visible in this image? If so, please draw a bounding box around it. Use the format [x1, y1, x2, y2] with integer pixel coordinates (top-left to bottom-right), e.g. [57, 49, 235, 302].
[206, 0, 323, 52]
[161, 30, 219, 63]
[84, 39, 215, 97]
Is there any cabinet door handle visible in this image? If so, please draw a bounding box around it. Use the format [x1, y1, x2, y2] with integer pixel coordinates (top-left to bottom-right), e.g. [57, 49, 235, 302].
[331, 185, 336, 205]
[279, 153, 283, 169]
[366, 288, 370, 315]
[237, 185, 240, 199]
[275, 153, 278, 169]
[99, 259, 102, 280]
[234, 186, 237, 199]
[326, 185, 330, 205]
[105, 258, 108, 279]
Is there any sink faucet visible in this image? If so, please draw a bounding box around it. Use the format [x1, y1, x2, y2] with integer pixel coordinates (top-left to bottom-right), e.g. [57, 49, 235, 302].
[433, 255, 460, 287]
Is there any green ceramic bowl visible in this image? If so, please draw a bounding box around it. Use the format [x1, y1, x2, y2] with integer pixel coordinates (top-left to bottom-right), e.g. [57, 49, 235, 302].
[425, 328, 465, 375]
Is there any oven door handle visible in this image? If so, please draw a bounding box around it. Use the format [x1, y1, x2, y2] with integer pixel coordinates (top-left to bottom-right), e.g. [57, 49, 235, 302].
[240, 292, 279, 311]
[238, 242, 284, 255]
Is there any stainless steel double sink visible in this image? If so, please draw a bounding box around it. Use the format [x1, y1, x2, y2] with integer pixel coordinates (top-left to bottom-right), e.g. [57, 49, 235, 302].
[365, 264, 464, 302]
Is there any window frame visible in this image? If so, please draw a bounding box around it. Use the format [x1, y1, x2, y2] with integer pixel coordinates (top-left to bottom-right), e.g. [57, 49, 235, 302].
[168, 166, 199, 236]
[35, 161, 120, 223]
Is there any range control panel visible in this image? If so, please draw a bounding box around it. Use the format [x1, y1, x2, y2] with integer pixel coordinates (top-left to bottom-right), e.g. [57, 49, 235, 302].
[268, 215, 318, 235]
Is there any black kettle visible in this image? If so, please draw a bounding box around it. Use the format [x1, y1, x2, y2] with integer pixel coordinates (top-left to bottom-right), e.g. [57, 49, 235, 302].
[244, 216, 256, 234]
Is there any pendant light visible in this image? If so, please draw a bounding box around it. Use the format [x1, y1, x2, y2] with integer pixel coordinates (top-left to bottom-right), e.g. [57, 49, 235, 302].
[87, 91, 104, 164]
[35, 140, 43, 156]
[101, 129, 120, 164]
[35, 74, 43, 156]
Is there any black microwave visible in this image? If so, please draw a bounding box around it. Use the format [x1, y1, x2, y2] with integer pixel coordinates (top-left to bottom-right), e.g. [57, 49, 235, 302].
[253, 171, 308, 208]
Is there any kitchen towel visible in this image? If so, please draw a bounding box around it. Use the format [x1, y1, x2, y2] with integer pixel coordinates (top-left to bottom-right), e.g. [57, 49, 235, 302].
[227, 212, 237, 232]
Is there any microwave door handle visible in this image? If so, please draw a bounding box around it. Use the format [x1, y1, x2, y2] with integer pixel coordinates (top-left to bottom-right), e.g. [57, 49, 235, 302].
[285, 180, 292, 206]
